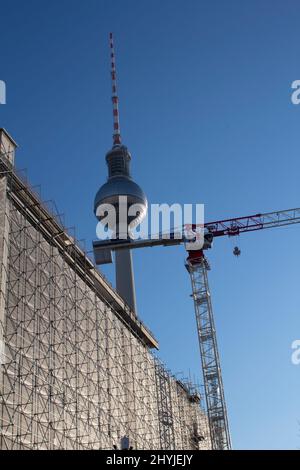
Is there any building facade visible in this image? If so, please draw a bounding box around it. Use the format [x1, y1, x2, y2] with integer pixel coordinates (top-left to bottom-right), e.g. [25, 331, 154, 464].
[0, 130, 211, 450]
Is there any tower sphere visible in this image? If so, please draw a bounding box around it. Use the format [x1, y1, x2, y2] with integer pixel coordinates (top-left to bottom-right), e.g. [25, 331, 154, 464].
[94, 145, 148, 232]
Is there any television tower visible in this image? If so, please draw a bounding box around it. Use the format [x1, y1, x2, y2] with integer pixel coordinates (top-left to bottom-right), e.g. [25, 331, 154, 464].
[94, 33, 147, 315]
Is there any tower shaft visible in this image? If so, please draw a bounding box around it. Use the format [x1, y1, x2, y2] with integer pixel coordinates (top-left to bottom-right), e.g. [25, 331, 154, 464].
[115, 249, 137, 314]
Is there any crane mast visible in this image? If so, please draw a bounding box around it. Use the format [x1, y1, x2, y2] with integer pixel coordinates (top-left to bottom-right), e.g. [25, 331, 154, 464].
[186, 251, 231, 450]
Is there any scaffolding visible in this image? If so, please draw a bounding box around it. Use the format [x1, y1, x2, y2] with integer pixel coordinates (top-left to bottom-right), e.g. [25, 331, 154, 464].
[0, 148, 211, 450]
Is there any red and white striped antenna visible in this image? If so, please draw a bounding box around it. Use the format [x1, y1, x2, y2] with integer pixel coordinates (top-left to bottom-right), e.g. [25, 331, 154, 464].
[109, 32, 122, 146]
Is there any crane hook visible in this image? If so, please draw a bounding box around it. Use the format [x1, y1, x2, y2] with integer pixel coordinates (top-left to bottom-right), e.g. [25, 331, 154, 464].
[233, 246, 241, 257]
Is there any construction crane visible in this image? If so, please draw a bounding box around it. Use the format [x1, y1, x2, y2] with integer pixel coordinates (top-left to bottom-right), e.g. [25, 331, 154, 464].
[94, 207, 300, 449]
[184, 207, 300, 450]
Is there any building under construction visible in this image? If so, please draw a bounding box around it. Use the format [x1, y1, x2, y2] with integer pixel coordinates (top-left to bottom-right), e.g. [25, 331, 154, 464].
[0, 128, 211, 450]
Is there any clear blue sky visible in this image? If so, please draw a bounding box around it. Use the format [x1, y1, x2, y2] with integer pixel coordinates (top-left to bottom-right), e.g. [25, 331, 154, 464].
[1, 0, 300, 450]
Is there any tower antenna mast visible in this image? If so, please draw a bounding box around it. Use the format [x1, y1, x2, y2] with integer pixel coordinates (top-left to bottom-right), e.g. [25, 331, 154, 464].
[109, 32, 122, 146]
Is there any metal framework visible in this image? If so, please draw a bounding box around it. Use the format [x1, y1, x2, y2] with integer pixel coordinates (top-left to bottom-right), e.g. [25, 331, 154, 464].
[0, 149, 210, 450]
[203, 208, 300, 238]
[186, 253, 231, 450]
[154, 358, 175, 450]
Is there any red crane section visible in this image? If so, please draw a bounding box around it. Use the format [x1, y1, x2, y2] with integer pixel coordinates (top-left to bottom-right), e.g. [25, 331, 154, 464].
[187, 208, 300, 265]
